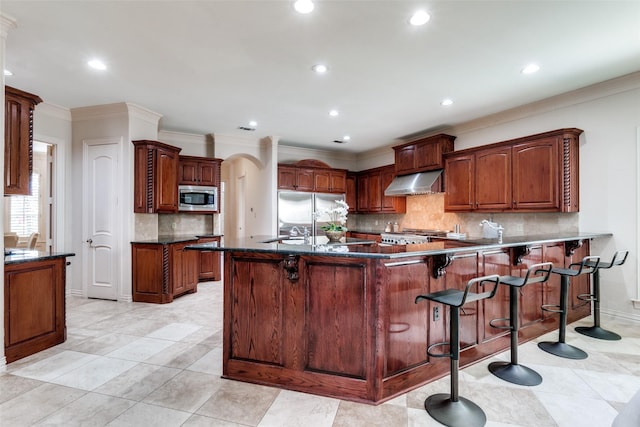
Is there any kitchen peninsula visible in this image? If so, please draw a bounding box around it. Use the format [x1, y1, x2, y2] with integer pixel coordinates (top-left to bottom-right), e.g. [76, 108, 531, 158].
[4, 250, 75, 363]
[188, 232, 609, 404]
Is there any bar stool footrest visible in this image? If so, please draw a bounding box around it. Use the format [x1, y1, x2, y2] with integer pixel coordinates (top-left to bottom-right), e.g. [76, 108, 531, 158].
[540, 303, 563, 314]
[425, 393, 487, 427]
[575, 325, 621, 341]
[489, 317, 512, 330]
[576, 293, 596, 302]
[538, 341, 588, 359]
[488, 361, 542, 386]
[426, 342, 451, 359]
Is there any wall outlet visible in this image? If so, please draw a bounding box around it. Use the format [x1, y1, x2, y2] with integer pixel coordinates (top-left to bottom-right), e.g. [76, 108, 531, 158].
[433, 306, 440, 321]
[171, 222, 177, 230]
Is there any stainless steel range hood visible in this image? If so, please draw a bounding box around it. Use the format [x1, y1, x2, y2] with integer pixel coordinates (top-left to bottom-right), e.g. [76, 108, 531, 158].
[384, 170, 442, 196]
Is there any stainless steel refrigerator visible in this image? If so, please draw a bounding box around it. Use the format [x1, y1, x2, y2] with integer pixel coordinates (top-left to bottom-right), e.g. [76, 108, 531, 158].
[277, 191, 346, 237]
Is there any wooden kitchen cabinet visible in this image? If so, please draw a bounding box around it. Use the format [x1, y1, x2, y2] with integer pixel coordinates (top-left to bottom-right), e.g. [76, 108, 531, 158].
[4, 257, 67, 363]
[314, 168, 347, 193]
[444, 128, 582, 213]
[278, 165, 314, 191]
[356, 165, 406, 213]
[4, 86, 42, 195]
[178, 155, 222, 186]
[197, 236, 222, 281]
[345, 173, 357, 213]
[133, 140, 181, 213]
[393, 134, 456, 176]
[131, 240, 198, 304]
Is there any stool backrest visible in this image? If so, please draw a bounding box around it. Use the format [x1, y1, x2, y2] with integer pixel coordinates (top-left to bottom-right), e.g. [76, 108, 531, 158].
[610, 250, 629, 267]
[462, 274, 501, 305]
[522, 262, 554, 285]
[569, 255, 601, 274]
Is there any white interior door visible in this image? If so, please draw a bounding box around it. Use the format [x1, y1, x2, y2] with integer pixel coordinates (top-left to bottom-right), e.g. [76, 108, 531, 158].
[84, 138, 120, 300]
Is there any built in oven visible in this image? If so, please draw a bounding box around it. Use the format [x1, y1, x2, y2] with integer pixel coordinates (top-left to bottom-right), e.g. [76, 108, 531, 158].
[178, 185, 218, 212]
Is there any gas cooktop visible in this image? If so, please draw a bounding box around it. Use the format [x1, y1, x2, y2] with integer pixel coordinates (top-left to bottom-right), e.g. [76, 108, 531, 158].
[380, 229, 449, 244]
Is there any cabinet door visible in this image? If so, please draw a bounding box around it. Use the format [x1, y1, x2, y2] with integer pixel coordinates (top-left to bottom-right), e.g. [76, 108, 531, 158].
[313, 170, 331, 193]
[345, 174, 357, 213]
[296, 168, 315, 191]
[512, 138, 559, 211]
[444, 154, 474, 211]
[329, 170, 346, 193]
[357, 174, 370, 212]
[278, 166, 297, 190]
[479, 249, 511, 343]
[511, 245, 545, 326]
[475, 146, 512, 211]
[171, 242, 198, 296]
[155, 147, 179, 212]
[198, 237, 221, 282]
[178, 159, 199, 185]
[368, 171, 382, 212]
[381, 166, 406, 213]
[198, 161, 218, 186]
[394, 145, 416, 175]
[444, 253, 480, 349]
[415, 141, 443, 170]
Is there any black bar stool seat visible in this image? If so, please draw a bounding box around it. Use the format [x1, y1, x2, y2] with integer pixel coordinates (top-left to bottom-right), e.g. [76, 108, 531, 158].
[575, 250, 628, 341]
[538, 256, 599, 360]
[415, 274, 501, 427]
[489, 262, 553, 386]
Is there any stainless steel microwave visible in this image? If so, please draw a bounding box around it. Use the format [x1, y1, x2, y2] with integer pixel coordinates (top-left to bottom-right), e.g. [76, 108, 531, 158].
[178, 185, 218, 212]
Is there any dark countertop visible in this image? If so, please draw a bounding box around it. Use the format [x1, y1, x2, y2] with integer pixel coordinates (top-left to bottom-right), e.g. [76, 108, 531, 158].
[5, 249, 76, 265]
[131, 234, 224, 245]
[186, 232, 612, 259]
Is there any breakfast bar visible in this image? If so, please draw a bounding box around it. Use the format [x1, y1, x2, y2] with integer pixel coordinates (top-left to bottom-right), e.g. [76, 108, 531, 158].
[188, 232, 609, 404]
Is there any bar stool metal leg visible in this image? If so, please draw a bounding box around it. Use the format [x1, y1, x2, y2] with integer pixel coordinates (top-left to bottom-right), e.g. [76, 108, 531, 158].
[425, 306, 487, 427]
[538, 274, 588, 359]
[489, 286, 543, 386]
[575, 255, 624, 340]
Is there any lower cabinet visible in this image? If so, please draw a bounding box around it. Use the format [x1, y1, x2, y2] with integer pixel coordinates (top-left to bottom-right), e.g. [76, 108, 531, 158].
[132, 240, 198, 304]
[197, 236, 222, 282]
[4, 257, 67, 363]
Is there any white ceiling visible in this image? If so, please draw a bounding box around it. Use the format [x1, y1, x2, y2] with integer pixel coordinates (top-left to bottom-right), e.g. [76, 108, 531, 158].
[3, 1, 640, 153]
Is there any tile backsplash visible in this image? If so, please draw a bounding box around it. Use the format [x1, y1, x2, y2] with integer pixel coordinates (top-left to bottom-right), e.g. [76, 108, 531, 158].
[350, 193, 578, 237]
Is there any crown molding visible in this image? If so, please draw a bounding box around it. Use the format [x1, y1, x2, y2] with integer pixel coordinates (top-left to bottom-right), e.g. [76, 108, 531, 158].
[71, 102, 130, 122]
[0, 14, 17, 38]
[126, 103, 162, 125]
[158, 129, 207, 147]
[36, 102, 71, 121]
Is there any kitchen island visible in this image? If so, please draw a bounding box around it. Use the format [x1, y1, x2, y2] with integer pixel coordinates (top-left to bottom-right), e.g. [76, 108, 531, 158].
[187, 232, 609, 404]
[4, 249, 75, 363]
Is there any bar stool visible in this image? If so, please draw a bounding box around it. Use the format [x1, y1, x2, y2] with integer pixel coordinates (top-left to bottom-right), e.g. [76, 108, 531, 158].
[538, 256, 600, 360]
[488, 262, 553, 386]
[575, 250, 629, 341]
[415, 274, 501, 427]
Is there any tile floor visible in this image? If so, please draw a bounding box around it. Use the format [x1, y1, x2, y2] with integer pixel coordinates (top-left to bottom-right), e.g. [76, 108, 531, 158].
[1, 281, 639, 426]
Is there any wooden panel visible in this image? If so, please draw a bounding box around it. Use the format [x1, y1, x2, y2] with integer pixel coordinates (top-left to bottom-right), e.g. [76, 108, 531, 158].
[381, 165, 406, 213]
[475, 146, 512, 211]
[394, 145, 416, 175]
[198, 161, 218, 186]
[479, 249, 511, 342]
[178, 158, 199, 185]
[314, 170, 331, 192]
[329, 170, 347, 193]
[230, 256, 284, 365]
[345, 174, 357, 213]
[384, 260, 429, 376]
[5, 258, 66, 363]
[511, 245, 545, 326]
[443, 253, 479, 349]
[368, 171, 382, 212]
[155, 148, 179, 212]
[296, 168, 314, 191]
[512, 138, 559, 210]
[198, 237, 221, 281]
[542, 242, 566, 319]
[132, 244, 172, 303]
[278, 166, 297, 190]
[444, 154, 474, 211]
[306, 261, 367, 378]
[356, 174, 369, 212]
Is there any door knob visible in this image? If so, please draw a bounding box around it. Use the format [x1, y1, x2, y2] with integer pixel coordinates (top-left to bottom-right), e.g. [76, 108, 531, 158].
[86, 238, 93, 245]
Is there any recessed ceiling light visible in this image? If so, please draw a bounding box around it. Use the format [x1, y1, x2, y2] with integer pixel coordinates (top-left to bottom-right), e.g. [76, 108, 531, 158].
[522, 63, 540, 74]
[294, 0, 314, 14]
[343, 135, 351, 141]
[329, 109, 339, 117]
[441, 98, 453, 106]
[88, 59, 107, 70]
[4, 69, 13, 76]
[248, 120, 257, 127]
[409, 10, 431, 26]
[312, 64, 328, 73]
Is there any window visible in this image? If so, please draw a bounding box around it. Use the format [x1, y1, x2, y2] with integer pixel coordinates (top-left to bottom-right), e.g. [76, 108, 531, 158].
[10, 173, 40, 237]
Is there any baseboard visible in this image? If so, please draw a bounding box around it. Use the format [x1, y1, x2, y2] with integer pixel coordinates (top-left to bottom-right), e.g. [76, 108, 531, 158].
[601, 307, 640, 323]
[631, 299, 640, 310]
[68, 289, 84, 297]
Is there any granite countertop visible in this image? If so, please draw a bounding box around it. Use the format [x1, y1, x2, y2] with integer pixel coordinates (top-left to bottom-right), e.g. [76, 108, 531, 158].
[131, 233, 224, 245]
[5, 249, 76, 265]
[185, 232, 612, 259]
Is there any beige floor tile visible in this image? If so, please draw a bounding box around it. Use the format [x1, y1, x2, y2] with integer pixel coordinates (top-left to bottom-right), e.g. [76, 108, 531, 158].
[257, 389, 340, 427]
[48, 356, 138, 391]
[0, 383, 86, 425]
[94, 362, 181, 401]
[0, 373, 45, 404]
[143, 370, 223, 412]
[106, 402, 192, 426]
[34, 392, 136, 426]
[332, 400, 408, 427]
[144, 341, 214, 369]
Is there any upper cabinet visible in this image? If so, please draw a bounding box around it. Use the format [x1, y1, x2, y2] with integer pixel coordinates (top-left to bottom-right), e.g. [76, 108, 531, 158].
[444, 128, 582, 213]
[356, 165, 406, 214]
[345, 173, 357, 213]
[178, 155, 222, 186]
[133, 140, 182, 213]
[4, 86, 42, 195]
[393, 134, 456, 176]
[278, 159, 346, 194]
